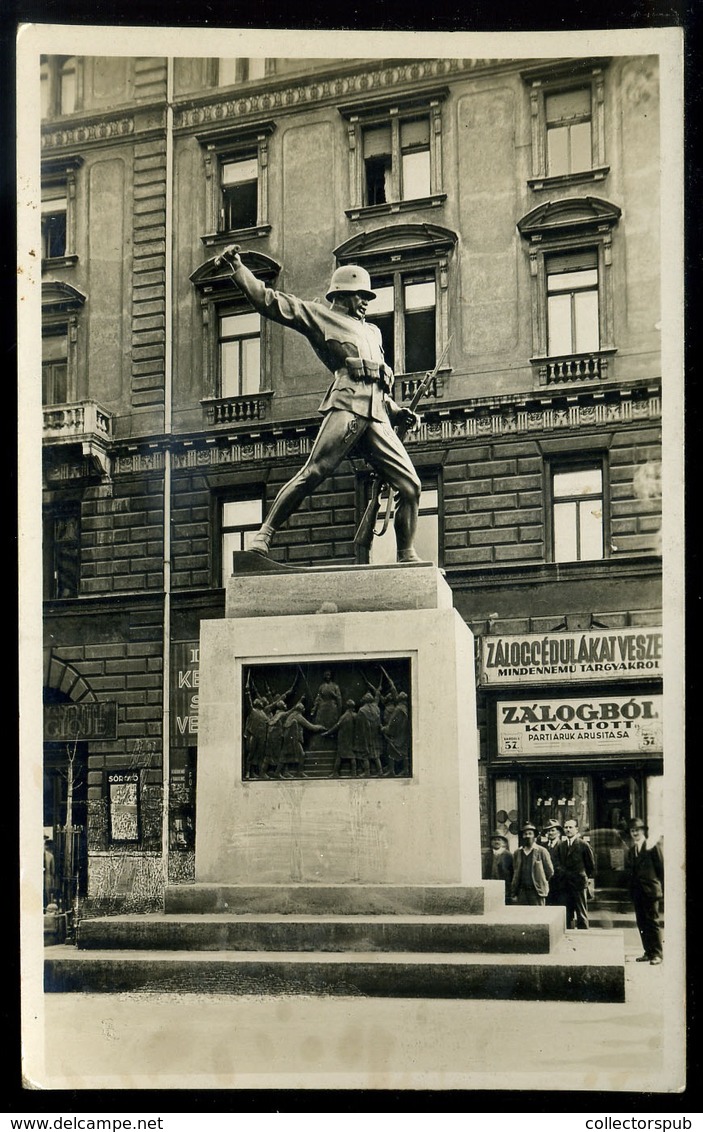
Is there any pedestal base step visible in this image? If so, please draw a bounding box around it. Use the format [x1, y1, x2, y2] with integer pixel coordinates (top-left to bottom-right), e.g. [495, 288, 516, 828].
[164, 883, 505, 917]
[75, 908, 565, 955]
[44, 934, 625, 1002]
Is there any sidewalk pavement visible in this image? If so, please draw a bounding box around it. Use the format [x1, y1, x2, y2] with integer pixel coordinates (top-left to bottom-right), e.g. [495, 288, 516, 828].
[26, 927, 685, 1093]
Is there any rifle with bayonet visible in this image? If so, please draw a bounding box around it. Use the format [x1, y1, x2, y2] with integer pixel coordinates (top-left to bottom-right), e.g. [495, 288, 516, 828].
[353, 336, 452, 552]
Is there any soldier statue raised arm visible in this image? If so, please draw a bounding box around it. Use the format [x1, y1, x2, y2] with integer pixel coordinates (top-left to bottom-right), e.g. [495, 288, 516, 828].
[217, 245, 422, 563]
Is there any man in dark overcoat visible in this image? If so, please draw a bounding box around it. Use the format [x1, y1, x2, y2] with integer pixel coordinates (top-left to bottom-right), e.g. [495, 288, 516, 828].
[482, 831, 514, 904]
[627, 817, 664, 965]
[557, 818, 596, 929]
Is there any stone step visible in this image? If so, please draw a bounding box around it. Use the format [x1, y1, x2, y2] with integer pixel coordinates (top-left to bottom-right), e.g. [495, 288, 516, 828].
[44, 932, 625, 1002]
[76, 907, 564, 955]
[163, 882, 505, 917]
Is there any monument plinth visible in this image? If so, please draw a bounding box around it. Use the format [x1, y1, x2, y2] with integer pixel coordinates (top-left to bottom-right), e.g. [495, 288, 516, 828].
[195, 564, 481, 887]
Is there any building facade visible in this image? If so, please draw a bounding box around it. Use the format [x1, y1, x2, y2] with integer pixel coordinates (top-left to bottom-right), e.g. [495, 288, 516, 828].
[39, 52, 663, 914]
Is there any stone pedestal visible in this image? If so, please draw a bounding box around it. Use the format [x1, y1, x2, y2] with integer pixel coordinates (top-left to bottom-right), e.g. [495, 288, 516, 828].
[195, 565, 481, 887]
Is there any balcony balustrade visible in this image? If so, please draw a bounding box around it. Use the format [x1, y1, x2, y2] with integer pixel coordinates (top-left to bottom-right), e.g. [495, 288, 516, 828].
[534, 351, 612, 386]
[202, 392, 272, 427]
[43, 400, 113, 442]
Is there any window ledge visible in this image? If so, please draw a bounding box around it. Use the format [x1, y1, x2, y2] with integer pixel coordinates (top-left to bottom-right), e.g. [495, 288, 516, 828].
[201, 225, 272, 247]
[345, 194, 447, 221]
[202, 390, 274, 427]
[531, 349, 616, 386]
[42, 254, 78, 270]
[527, 166, 610, 191]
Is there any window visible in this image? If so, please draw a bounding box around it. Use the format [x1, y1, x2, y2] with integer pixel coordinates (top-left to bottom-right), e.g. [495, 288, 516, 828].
[42, 198, 67, 260]
[43, 504, 81, 599]
[333, 222, 456, 396]
[517, 197, 620, 385]
[545, 87, 592, 177]
[220, 156, 258, 231]
[42, 331, 68, 405]
[220, 496, 263, 585]
[522, 60, 610, 189]
[366, 478, 440, 567]
[40, 56, 81, 119]
[339, 89, 447, 219]
[367, 273, 436, 375]
[361, 116, 431, 206]
[198, 123, 275, 246]
[219, 309, 261, 398]
[41, 157, 82, 266]
[546, 251, 599, 356]
[190, 248, 279, 426]
[550, 462, 605, 563]
[217, 58, 270, 85]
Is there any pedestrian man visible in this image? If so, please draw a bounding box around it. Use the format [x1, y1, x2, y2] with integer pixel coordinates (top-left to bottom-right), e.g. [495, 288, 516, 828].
[511, 822, 554, 906]
[218, 245, 422, 562]
[543, 819, 565, 907]
[627, 817, 664, 965]
[557, 818, 596, 929]
[483, 831, 514, 904]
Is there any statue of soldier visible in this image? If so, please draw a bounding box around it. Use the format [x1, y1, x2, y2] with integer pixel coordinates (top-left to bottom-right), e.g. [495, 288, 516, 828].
[217, 245, 422, 562]
[260, 699, 289, 779]
[311, 670, 342, 732]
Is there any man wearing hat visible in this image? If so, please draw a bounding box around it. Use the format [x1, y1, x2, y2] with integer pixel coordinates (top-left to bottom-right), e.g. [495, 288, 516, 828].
[511, 822, 554, 906]
[626, 817, 664, 965]
[482, 831, 514, 904]
[557, 818, 596, 929]
[217, 245, 422, 562]
[543, 819, 565, 907]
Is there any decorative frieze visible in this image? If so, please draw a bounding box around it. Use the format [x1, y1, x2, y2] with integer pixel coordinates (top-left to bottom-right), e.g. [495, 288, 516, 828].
[42, 116, 135, 151]
[175, 59, 500, 132]
[102, 386, 660, 477]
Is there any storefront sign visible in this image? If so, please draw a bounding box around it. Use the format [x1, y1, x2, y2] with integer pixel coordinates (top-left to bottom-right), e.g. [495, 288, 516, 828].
[496, 695, 663, 756]
[44, 701, 117, 741]
[171, 641, 200, 745]
[481, 628, 663, 685]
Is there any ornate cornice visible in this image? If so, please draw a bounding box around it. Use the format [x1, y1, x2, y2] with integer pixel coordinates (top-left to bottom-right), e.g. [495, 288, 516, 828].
[42, 114, 135, 152]
[173, 58, 502, 132]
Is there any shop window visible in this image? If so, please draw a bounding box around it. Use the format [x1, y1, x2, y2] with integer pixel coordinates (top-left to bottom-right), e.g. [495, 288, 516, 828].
[549, 460, 606, 563]
[546, 250, 599, 356]
[517, 196, 620, 385]
[365, 476, 440, 567]
[339, 89, 447, 219]
[198, 123, 275, 246]
[528, 774, 592, 832]
[43, 503, 80, 599]
[521, 60, 609, 189]
[220, 495, 264, 585]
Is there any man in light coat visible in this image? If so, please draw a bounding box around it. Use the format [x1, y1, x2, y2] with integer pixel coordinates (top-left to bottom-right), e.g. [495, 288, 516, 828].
[511, 822, 554, 906]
